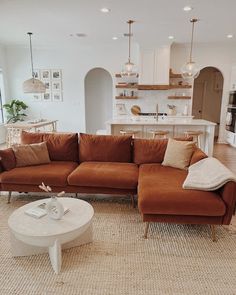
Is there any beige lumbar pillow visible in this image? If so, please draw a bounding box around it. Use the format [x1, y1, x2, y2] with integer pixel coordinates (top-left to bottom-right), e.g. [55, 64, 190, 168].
[162, 138, 195, 170]
[12, 142, 51, 167]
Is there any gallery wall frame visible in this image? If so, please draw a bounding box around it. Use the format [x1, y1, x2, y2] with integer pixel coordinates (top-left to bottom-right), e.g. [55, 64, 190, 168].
[32, 69, 63, 102]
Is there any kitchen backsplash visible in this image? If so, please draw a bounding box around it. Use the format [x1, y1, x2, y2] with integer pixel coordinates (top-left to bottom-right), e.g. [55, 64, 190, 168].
[113, 90, 192, 118]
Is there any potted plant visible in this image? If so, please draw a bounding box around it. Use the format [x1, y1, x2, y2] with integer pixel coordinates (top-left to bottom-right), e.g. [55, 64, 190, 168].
[3, 99, 28, 123]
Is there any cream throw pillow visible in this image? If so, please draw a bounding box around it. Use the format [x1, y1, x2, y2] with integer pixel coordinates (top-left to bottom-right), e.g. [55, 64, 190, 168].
[12, 142, 51, 167]
[162, 138, 195, 170]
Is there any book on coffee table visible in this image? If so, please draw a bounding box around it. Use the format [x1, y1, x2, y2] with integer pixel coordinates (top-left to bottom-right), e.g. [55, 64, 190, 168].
[24, 202, 69, 219]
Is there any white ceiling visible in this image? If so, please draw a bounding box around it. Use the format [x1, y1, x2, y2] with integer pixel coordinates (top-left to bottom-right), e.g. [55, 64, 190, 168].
[0, 0, 236, 47]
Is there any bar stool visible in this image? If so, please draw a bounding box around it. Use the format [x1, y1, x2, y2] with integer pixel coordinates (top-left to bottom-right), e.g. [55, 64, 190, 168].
[184, 130, 203, 148]
[120, 129, 140, 138]
[148, 130, 169, 139]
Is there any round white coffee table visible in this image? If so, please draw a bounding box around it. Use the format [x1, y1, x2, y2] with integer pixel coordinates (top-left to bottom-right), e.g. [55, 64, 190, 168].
[8, 197, 94, 274]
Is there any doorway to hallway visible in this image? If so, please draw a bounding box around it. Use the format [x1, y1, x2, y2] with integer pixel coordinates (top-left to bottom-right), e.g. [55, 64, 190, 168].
[192, 67, 223, 140]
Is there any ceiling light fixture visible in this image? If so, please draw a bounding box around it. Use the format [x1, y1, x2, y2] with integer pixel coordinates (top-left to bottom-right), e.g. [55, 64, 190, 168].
[183, 6, 193, 11]
[100, 7, 110, 13]
[227, 34, 233, 39]
[112, 36, 118, 40]
[181, 18, 200, 80]
[23, 32, 46, 93]
[168, 35, 174, 40]
[76, 33, 87, 37]
[120, 20, 138, 79]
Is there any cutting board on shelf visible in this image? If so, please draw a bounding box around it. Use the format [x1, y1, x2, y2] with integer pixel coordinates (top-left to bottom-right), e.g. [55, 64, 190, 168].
[131, 105, 141, 115]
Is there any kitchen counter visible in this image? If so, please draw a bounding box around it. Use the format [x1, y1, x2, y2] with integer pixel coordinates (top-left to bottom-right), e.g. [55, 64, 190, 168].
[106, 117, 216, 156]
[106, 118, 216, 126]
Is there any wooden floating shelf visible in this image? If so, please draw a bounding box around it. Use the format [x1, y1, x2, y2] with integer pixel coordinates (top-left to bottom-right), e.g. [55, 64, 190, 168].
[169, 85, 192, 89]
[115, 73, 139, 78]
[116, 84, 138, 89]
[168, 96, 191, 99]
[115, 96, 138, 99]
[138, 85, 169, 90]
[138, 84, 191, 90]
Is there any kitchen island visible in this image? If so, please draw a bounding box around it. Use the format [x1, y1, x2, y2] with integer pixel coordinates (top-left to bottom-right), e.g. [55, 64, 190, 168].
[106, 117, 216, 156]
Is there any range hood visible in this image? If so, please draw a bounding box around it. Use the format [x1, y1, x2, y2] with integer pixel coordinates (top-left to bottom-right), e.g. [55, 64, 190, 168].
[138, 45, 170, 89]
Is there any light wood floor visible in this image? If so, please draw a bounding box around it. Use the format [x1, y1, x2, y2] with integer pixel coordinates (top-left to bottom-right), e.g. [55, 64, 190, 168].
[213, 143, 236, 174]
[213, 143, 236, 229]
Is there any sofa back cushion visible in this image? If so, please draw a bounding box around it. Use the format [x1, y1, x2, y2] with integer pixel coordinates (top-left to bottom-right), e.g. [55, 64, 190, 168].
[21, 131, 79, 162]
[21, 131, 44, 144]
[79, 133, 132, 163]
[0, 148, 16, 171]
[190, 148, 208, 166]
[133, 139, 168, 165]
[133, 137, 193, 165]
[12, 142, 51, 167]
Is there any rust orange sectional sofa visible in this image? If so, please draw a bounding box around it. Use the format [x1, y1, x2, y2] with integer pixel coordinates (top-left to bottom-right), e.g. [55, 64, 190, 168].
[0, 131, 235, 239]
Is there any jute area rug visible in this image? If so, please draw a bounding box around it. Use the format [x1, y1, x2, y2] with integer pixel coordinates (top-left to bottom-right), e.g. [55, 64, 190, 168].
[0, 193, 236, 295]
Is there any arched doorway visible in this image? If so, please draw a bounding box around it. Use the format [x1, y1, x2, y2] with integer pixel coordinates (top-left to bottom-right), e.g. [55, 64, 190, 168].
[84, 68, 113, 134]
[192, 67, 224, 139]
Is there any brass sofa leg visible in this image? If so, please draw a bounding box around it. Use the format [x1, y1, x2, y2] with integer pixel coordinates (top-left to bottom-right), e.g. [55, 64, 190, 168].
[144, 222, 150, 239]
[210, 225, 217, 242]
[130, 195, 135, 208]
[7, 191, 12, 204]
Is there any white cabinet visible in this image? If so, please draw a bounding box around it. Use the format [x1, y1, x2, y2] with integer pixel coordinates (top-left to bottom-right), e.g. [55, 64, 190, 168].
[226, 130, 236, 146]
[230, 66, 236, 91]
[139, 46, 170, 85]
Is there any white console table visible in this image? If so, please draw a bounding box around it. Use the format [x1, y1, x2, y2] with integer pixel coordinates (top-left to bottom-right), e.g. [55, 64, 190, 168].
[5, 119, 58, 147]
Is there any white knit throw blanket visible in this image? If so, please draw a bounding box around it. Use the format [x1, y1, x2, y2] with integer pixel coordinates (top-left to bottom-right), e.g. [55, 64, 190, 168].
[183, 157, 236, 191]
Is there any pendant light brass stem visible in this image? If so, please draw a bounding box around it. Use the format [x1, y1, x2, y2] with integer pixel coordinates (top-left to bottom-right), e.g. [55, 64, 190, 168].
[27, 32, 34, 79]
[189, 19, 198, 63]
[23, 32, 46, 93]
[127, 20, 134, 64]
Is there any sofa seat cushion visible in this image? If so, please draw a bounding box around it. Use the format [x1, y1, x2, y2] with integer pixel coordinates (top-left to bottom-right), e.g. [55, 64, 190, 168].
[138, 164, 226, 217]
[68, 162, 139, 189]
[0, 161, 78, 187]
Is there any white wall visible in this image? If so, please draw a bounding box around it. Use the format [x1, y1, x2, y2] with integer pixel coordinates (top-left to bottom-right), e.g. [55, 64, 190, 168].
[170, 42, 236, 142]
[5, 43, 139, 133]
[85, 68, 112, 133]
[0, 45, 9, 143]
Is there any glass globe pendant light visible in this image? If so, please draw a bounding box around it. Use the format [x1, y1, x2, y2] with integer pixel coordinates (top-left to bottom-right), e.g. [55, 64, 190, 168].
[23, 32, 46, 93]
[181, 19, 200, 80]
[121, 20, 138, 79]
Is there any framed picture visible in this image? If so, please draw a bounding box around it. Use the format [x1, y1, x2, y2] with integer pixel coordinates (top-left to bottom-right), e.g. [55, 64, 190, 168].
[52, 81, 62, 91]
[44, 81, 51, 90]
[51, 69, 62, 80]
[52, 92, 63, 102]
[116, 103, 127, 115]
[32, 93, 42, 101]
[42, 91, 51, 101]
[41, 69, 51, 80]
[33, 69, 40, 79]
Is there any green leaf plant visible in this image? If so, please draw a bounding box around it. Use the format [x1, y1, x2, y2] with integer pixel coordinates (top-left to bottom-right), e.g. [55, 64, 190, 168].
[3, 99, 28, 123]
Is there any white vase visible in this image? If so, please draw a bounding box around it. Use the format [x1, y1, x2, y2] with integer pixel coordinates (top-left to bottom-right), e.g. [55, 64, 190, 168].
[46, 196, 64, 220]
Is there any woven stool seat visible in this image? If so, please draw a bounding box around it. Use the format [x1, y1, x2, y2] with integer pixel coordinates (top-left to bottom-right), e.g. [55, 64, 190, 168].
[184, 130, 203, 148]
[120, 129, 140, 138]
[148, 130, 169, 139]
